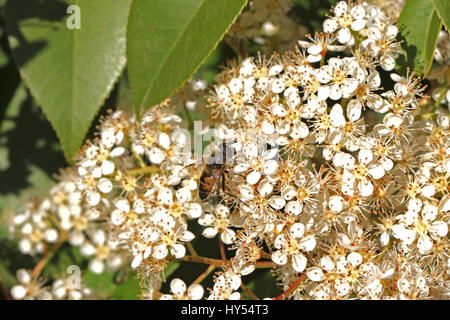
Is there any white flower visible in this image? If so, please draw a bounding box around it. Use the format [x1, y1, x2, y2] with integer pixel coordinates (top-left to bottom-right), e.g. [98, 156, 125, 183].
[80, 230, 121, 274]
[393, 201, 448, 254]
[342, 148, 387, 197]
[111, 198, 144, 227]
[208, 271, 241, 300]
[234, 144, 278, 185]
[358, 262, 394, 299]
[148, 130, 189, 165]
[150, 212, 194, 260]
[323, 1, 366, 44]
[298, 33, 346, 63]
[361, 24, 400, 71]
[10, 269, 51, 300]
[130, 222, 160, 269]
[15, 214, 58, 256]
[317, 58, 360, 100]
[160, 278, 204, 300]
[52, 276, 90, 300]
[271, 223, 316, 272]
[198, 204, 236, 245]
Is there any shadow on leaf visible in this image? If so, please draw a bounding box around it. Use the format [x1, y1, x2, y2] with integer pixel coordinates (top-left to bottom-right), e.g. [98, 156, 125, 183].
[4, 0, 67, 68]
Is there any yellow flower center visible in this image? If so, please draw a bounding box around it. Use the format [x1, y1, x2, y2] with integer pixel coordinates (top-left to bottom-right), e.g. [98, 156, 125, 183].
[338, 15, 352, 28]
[415, 220, 429, 234]
[143, 133, 156, 147]
[432, 175, 448, 193]
[121, 175, 137, 193]
[96, 244, 110, 259]
[73, 216, 88, 231]
[342, 121, 356, 135]
[53, 191, 67, 205]
[214, 216, 229, 231]
[286, 108, 299, 122]
[169, 203, 183, 216]
[162, 232, 177, 246]
[30, 229, 43, 243]
[297, 187, 309, 202]
[375, 143, 389, 157]
[126, 210, 139, 223]
[406, 182, 421, 198]
[324, 209, 338, 223]
[333, 70, 346, 84]
[287, 239, 300, 254]
[354, 164, 368, 180]
[251, 158, 264, 171]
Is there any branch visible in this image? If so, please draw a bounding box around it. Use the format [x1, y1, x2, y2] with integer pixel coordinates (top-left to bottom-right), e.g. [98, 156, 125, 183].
[180, 255, 227, 267]
[128, 165, 159, 176]
[187, 242, 199, 257]
[193, 264, 216, 285]
[219, 238, 226, 260]
[274, 273, 306, 300]
[0, 278, 11, 300]
[254, 260, 275, 268]
[240, 282, 260, 300]
[31, 237, 66, 278]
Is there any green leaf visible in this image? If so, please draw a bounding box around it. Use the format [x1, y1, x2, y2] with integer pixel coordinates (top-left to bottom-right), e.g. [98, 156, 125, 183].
[112, 272, 141, 300]
[4, 0, 132, 162]
[163, 261, 180, 279]
[41, 243, 84, 279]
[83, 269, 141, 299]
[397, 0, 442, 76]
[243, 269, 281, 299]
[84, 270, 119, 299]
[430, 0, 450, 31]
[127, 0, 248, 115]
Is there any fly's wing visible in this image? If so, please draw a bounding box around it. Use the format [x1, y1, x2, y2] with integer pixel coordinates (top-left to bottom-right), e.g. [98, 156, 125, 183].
[203, 142, 235, 166]
[208, 174, 223, 205]
[178, 162, 203, 179]
[203, 143, 217, 165]
[222, 143, 235, 164]
[178, 165, 191, 178]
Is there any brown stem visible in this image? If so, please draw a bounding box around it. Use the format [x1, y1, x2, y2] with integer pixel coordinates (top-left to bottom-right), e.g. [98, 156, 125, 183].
[193, 264, 216, 285]
[254, 260, 275, 268]
[240, 282, 259, 300]
[31, 237, 65, 278]
[219, 238, 226, 261]
[274, 273, 306, 300]
[261, 251, 272, 260]
[187, 242, 198, 257]
[180, 255, 227, 267]
[0, 278, 11, 300]
[128, 165, 159, 176]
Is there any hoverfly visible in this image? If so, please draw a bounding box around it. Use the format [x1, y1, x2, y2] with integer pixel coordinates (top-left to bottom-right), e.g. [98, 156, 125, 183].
[198, 142, 234, 202]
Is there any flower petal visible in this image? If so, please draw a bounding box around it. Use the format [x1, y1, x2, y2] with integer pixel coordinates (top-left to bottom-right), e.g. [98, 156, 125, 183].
[292, 253, 307, 272]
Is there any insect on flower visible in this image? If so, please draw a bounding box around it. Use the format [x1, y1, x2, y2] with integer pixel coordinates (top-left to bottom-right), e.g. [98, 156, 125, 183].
[198, 142, 235, 202]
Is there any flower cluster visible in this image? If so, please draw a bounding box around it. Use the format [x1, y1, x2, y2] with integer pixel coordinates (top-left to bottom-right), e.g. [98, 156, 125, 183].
[7, 0, 449, 300]
[10, 269, 92, 300]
